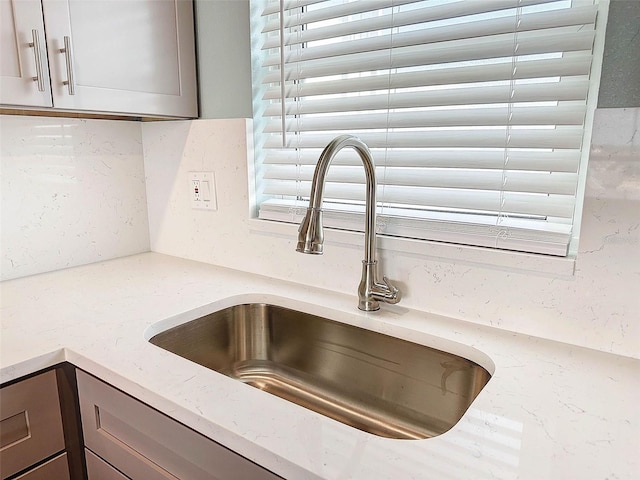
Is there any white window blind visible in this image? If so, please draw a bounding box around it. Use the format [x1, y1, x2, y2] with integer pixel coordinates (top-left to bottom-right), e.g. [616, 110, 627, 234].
[250, 0, 605, 256]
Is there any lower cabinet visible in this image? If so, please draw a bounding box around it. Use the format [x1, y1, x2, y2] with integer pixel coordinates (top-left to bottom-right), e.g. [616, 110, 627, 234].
[0, 370, 70, 480]
[85, 450, 129, 480]
[76, 370, 281, 480]
[12, 453, 70, 480]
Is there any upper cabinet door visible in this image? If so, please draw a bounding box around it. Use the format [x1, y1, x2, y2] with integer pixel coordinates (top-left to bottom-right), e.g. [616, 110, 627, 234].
[0, 0, 53, 107]
[42, 0, 197, 117]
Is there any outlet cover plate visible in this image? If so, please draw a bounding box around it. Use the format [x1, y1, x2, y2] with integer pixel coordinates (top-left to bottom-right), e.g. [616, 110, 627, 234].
[189, 171, 217, 211]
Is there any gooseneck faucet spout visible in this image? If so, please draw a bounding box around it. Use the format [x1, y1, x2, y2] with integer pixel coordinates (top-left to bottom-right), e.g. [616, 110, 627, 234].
[296, 135, 401, 311]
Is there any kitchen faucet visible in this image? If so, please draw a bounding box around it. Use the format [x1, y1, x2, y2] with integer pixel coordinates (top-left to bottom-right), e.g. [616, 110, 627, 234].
[296, 135, 401, 311]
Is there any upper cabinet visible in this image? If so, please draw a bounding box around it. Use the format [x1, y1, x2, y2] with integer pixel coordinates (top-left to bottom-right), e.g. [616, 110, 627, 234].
[0, 0, 197, 118]
[0, 0, 52, 108]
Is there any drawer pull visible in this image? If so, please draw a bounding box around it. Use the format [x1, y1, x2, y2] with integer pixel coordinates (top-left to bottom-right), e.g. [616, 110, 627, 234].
[60, 36, 76, 95]
[28, 29, 46, 92]
[0, 411, 29, 449]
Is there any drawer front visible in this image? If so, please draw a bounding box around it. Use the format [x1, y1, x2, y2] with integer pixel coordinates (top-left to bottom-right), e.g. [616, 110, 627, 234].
[77, 371, 281, 480]
[13, 452, 70, 480]
[86, 449, 130, 480]
[0, 370, 66, 479]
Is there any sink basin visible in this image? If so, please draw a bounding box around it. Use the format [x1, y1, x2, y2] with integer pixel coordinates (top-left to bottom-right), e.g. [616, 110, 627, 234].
[149, 303, 490, 440]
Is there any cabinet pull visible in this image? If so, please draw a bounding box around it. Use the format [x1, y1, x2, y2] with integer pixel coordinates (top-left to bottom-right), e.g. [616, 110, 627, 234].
[60, 36, 76, 95]
[29, 29, 46, 92]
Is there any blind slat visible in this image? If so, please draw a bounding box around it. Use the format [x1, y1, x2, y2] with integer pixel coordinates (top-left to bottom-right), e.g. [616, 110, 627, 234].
[261, 149, 581, 173]
[263, 57, 592, 99]
[263, 30, 595, 83]
[263, 0, 420, 32]
[262, 0, 556, 33]
[263, 6, 597, 65]
[262, 0, 325, 17]
[265, 105, 587, 132]
[263, 129, 585, 150]
[263, 165, 578, 195]
[264, 83, 589, 116]
[262, 181, 576, 218]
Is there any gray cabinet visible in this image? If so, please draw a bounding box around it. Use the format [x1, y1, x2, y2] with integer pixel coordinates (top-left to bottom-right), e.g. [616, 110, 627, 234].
[0, 0, 197, 117]
[85, 450, 130, 480]
[0, 370, 69, 480]
[12, 453, 70, 480]
[77, 371, 280, 480]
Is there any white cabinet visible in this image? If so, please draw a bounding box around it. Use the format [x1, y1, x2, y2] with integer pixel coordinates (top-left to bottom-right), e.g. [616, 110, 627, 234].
[41, 0, 197, 117]
[0, 0, 52, 108]
[77, 371, 281, 480]
[0, 0, 197, 118]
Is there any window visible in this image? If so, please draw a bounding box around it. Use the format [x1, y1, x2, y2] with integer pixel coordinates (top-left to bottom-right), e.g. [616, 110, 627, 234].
[250, 0, 606, 256]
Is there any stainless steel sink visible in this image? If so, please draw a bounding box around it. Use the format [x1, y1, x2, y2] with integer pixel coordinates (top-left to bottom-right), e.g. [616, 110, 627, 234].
[149, 303, 491, 440]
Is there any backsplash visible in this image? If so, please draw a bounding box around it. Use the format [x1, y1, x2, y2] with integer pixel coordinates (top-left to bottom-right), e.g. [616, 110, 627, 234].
[143, 108, 639, 359]
[0, 115, 150, 281]
[1, 111, 635, 358]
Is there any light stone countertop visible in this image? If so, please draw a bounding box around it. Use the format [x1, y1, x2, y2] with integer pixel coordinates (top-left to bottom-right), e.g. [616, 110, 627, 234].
[1, 253, 638, 480]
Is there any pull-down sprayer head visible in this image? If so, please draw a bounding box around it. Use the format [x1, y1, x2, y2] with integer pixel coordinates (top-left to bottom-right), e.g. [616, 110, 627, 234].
[297, 207, 324, 254]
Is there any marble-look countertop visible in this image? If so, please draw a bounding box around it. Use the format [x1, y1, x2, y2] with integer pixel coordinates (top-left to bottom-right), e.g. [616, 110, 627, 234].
[1, 253, 638, 480]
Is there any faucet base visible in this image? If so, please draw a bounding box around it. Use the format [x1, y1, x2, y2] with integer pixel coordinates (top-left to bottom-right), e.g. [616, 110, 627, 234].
[358, 260, 400, 311]
[358, 300, 381, 312]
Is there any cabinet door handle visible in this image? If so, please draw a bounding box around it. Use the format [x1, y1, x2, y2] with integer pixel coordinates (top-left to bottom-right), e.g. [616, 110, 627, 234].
[60, 36, 76, 95]
[29, 29, 46, 92]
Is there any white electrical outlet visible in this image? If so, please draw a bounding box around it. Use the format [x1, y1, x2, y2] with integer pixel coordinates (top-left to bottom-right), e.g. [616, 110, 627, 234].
[191, 179, 201, 201]
[189, 172, 217, 210]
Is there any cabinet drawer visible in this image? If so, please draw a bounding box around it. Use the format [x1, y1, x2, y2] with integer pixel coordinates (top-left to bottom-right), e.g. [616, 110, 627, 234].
[0, 370, 66, 479]
[77, 371, 280, 480]
[13, 452, 70, 480]
[86, 449, 130, 480]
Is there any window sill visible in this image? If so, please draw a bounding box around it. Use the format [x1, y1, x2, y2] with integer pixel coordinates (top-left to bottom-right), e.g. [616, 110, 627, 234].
[247, 218, 576, 277]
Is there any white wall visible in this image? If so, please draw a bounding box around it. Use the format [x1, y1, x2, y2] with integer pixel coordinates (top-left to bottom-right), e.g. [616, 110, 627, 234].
[0, 115, 150, 281]
[143, 108, 640, 359]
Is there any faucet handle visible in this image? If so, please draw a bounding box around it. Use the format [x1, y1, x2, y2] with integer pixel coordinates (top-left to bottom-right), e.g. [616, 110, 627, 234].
[382, 276, 396, 291]
[379, 276, 401, 304]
